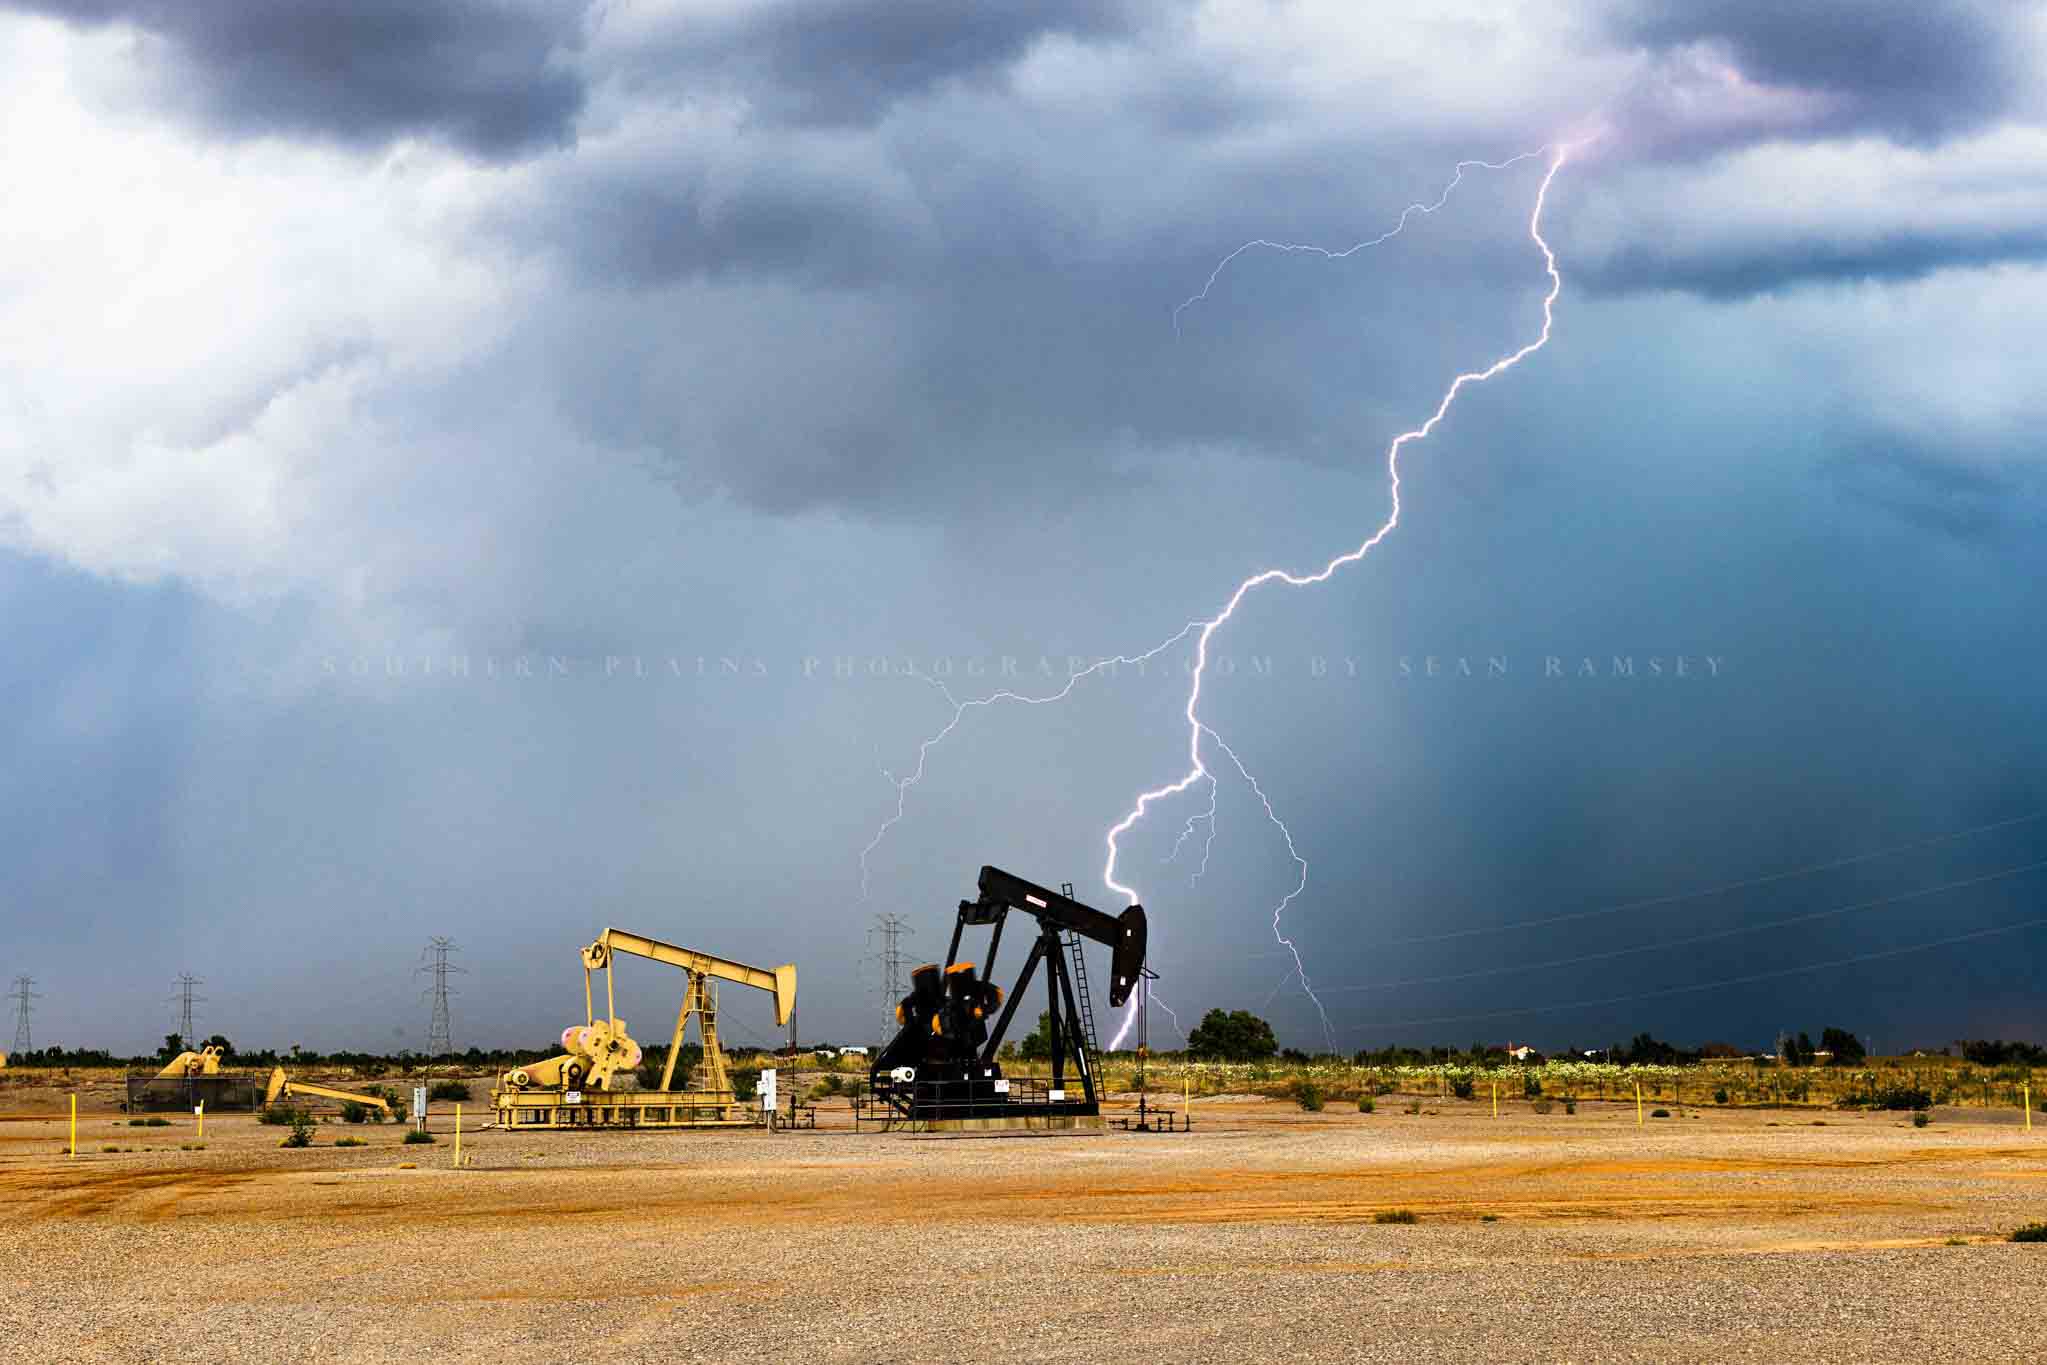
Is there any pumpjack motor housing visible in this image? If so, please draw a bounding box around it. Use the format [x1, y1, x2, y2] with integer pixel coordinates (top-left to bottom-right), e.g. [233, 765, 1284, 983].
[869, 865, 1146, 1131]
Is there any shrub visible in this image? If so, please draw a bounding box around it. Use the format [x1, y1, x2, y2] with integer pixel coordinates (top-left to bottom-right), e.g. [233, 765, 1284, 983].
[1563, 1099, 1577, 1115]
[1650, 1108, 1671, 1119]
[179, 1143, 206, 1152]
[335, 1136, 366, 1148]
[260, 1105, 309, 1127]
[813, 1074, 843, 1098]
[128, 1117, 170, 1127]
[403, 1129, 437, 1145]
[279, 1113, 315, 1148]
[1869, 1085, 1933, 1112]
[1912, 1111, 1931, 1128]
[341, 1103, 371, 1124]
[1522, 1073, 1542, 1099]
[2009, 1224, 2047, 1243]
[1373, 1209, 1419, 1225]
[428, 1080, 472, 1103]
[1291, 1079, 1326, 1112]
[1480, 1214, 1500, 1223]
[1713, 1088, 1730, 1105]
[100, 1145, 120, 1153]
[1404, 1099, 1422, 1115]
[1356, 1097, 1375, 1113]
[1450, 1073, 1475, 1100]
[1531, 1099, 1554, 1115]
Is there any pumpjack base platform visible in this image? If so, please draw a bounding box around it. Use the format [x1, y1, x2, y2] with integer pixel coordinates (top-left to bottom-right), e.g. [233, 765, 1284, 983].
[904, 1113, 1105, 1135]
[491, 1088, 763, 1130]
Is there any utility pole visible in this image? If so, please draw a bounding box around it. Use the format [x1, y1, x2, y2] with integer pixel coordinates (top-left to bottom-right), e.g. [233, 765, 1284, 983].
[172, 973, 205, 1045]
[417, 938, 465, 1057]
[9, 975, 38, 1055]
[866, 913, 913, 1045]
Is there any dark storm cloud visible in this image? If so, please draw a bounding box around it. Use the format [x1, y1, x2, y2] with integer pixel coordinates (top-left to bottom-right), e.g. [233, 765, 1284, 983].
[7, 0, 588, 157]
[1580, 223, 2047, 298]
[1823, 443, 2036, 542]
[1604, 0, 2028, 144]
[609, 0, 1186, 127]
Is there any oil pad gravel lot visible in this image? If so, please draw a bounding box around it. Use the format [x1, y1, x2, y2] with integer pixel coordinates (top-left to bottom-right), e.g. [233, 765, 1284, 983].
[4, 1092, 2045, 1363]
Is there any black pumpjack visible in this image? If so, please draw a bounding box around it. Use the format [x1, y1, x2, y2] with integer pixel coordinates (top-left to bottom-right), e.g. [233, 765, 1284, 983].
[868, 866, 1146, 1128]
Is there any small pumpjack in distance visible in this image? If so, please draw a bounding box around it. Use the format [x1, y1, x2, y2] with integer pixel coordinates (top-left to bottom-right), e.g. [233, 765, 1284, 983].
[867, 866, 1145, 1133]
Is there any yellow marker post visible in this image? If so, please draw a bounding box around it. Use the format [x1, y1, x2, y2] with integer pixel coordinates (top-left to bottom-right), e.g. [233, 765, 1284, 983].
[2026, 1084, 2033, 1133]
[1491, 1080, 1498, 1118]
[453, 1103, 462, 1168]
[69, 1093, 76, 1158]
[196, 1101, 204, 1142]
[1635, 1080, 1643, 1127]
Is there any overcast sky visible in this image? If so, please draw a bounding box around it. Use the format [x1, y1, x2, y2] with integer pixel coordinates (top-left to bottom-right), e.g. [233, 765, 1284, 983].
[3, 1, 2044, 1057]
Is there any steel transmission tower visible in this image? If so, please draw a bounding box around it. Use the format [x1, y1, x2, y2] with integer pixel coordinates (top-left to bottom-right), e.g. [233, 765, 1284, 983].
[9, 975, 38, 1055]
[866, 913, 913, 1045]
[172, 973, 205, 1044]
[417, 938, 464, 1056]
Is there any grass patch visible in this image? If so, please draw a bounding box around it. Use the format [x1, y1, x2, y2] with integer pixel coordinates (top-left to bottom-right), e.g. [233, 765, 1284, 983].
[428, 1080, 472, 1103]
[1913, 1111, 1931, 1128]
[179, 1143, 206, 1152]
[1945, 1236, 1969, 1246]
[1356, 1096, 1375, 1113]
[2010, 1223, 2047, 1243]
[1480, 1214, 1500, 1223]
[100, 1145, 120, 1153]
[334, 1136, 367, 1148]
[1373, 1209, 1419, 1225]
[1531, 1098, 1554, 1115]
[403, 1129, 437, 1145]
[127, 1117, 170, 1127]
[1650, 1108, 1671, 1118]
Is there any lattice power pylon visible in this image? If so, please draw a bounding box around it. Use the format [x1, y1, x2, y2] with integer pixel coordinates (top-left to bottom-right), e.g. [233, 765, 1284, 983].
[417, 938, 465, 1057]
[9, 975, 38, 1055]
[867, 913, 913, 1045]
[172, 972, 205, 1045]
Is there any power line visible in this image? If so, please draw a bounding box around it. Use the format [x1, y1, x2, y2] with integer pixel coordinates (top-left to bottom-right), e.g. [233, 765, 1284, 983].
[9, 975, 37, 1055]
[1355, 914, 2047, 1032]
[1323, 855, 2047, 999]
[417, 938, 465, 1056]
[1381, 807, 2047, 949]
[866, 913, 913, 1045]
[171, 972, 205, 1043]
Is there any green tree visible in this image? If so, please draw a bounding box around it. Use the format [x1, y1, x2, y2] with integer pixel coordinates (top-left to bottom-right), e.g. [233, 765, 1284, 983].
[1185, 1009, 1279, 1061]
[159, 1033, 185, 1060]
[1819, 1027, 1866, 1066]
[1018, 1012, 1053, 1061]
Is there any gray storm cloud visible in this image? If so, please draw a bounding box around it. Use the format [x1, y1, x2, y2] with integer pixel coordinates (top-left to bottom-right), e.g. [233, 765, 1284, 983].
[0, 1, 2043, 1053]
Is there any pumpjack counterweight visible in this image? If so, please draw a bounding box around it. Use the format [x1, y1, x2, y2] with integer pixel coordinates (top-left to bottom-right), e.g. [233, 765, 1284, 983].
[867, 866, 1146, 1132]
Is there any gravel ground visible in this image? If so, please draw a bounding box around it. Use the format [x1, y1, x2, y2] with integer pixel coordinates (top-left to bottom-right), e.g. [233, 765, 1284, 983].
[4, 1091, 2045, 1362]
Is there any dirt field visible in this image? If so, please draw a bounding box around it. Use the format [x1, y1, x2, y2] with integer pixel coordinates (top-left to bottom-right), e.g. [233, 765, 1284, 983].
[4, 1081, 2045, 1363]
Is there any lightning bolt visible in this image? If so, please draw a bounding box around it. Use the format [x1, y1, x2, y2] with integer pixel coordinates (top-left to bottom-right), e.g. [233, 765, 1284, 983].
[863, 144, 1573, 1057]
[1102, 144, 1571, 1048]
[1171, 149, 1549, 336]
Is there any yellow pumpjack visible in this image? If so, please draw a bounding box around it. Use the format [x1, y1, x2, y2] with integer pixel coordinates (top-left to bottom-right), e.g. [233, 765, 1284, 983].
[492, 927, 795, 1130]
[265, 1066, 393, 1115]
[155, 1045, 228, 1079]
